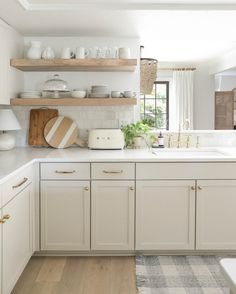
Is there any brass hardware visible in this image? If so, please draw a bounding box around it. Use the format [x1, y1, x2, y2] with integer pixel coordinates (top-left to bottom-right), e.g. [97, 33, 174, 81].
[0, 218, 6, 224]
[191, 186, 195, 191]
[196, 136, 200, 148]
[186, 135, 191, 148]
[198, 186, 203, 190]
[12, 177, 28, 189]
[2, 214, 10, 220]
[55, 170, 76, 174]
[84, 187, 89, 191]
[129, 187, 134, 191]
[177, 124, 181, 148]
[167, 134, 172, 148]
[102, 170, 123, 174]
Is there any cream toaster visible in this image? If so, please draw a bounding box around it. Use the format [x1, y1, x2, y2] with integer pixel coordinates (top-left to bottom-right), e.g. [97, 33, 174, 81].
[88, 129, 124, 150]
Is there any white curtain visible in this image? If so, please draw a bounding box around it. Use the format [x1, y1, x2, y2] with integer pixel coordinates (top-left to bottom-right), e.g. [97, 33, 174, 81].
[173, 70, 194, 130]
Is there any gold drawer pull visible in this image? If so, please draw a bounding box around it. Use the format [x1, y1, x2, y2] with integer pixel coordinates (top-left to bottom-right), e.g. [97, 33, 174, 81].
[12, 177, 28, 189]
[84, 187, 89, 191]
[55, 170, 76, 174]
[129, 187, 134, 191]
[102, 170, 123, 174]
[0, 218, 6, 224]
[191, 186, 195, 191]
[198, 186, 203, 190]
[2, 214, 10, 220]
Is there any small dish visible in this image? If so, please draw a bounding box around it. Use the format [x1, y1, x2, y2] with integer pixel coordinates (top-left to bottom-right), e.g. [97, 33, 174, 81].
[71, 90, 87, 98]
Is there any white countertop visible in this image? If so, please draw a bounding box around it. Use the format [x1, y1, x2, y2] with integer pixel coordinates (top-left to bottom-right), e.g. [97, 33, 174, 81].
[1, 146, 236, 184]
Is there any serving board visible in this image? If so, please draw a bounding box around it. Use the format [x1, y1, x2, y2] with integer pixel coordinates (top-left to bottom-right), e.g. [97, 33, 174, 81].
[44, 116, 78, 149]
[28, 108, 58, 147]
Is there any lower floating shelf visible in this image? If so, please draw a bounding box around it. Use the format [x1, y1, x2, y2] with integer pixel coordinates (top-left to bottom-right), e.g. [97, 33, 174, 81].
[10, 98, 137, 106]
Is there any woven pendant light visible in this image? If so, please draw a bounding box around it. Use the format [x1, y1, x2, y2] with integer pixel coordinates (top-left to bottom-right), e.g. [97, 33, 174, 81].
[140, 46, 158, 95]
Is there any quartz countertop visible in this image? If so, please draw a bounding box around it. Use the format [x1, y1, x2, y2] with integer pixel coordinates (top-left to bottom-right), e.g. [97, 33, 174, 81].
[1, 147, 236, 184]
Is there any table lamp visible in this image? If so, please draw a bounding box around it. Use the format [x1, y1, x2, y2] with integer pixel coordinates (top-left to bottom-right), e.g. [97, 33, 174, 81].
[0, 109, 21, 151]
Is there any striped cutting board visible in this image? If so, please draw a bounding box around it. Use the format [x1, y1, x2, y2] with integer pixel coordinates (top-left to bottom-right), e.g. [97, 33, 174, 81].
[44, 116, 78, 148]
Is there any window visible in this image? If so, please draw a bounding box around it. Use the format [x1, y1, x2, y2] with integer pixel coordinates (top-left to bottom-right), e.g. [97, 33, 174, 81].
[140, 81, 169, 129]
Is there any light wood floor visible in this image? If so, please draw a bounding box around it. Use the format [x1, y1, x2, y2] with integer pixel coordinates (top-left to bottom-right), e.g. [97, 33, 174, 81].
[12, 256, 138, 294]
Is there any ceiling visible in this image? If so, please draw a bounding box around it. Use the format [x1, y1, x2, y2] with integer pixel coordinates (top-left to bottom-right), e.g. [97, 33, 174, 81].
[1, 0, 236, 62]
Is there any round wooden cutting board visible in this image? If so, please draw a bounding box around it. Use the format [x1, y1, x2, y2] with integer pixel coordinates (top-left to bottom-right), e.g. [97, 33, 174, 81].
[44, 116, 78, 148]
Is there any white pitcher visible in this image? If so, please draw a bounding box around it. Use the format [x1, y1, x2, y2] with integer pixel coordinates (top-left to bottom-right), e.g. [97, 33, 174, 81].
[27, 41, 42, 59]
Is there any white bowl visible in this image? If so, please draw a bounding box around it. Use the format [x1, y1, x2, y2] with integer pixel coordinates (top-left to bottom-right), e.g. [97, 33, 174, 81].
[71, 90, 87, 98]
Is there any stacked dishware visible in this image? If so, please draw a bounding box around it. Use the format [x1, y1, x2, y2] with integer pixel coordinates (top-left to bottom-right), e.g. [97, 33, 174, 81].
[89, 85, 109, 98]
[19, 91, 42, 98]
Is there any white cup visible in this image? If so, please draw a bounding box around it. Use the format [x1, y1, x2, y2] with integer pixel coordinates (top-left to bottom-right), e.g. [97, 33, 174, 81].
[75, 47, 89, 59]
[88, 46, 99, 58]
[124, 91, 136, 98]
[61, 47, 73, 59]
[118, 47, 131, 59]
[111, 91, 123, 98]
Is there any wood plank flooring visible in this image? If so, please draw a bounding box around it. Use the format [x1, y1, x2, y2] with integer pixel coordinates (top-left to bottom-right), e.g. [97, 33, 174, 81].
[12, 257, 138, 294]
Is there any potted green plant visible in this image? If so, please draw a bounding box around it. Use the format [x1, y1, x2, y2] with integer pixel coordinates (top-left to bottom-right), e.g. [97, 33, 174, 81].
[121, 121, 150, 148]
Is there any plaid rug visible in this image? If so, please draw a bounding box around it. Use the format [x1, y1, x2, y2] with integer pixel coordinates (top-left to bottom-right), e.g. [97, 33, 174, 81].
[136, 255, 229, 294]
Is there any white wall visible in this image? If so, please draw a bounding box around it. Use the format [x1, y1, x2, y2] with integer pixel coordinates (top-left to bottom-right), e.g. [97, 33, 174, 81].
[215, 75, 236, 91]
[13, 36, 140, 146]
[0, 19, 23, 105]
[194, 62, 215, 130]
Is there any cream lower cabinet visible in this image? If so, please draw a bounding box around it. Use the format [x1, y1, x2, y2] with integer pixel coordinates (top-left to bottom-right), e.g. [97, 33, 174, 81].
[91, 181, 135, 250]
[2, 184, 33, 294]
[196, 180, 236, 250]
[136, 180, 196, 250]
[41, 181, 90, 251]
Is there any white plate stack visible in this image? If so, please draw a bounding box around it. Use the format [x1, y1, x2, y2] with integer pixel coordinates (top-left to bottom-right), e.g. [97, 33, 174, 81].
[89, 85, 109, 98]
[20, 91, 42, 98]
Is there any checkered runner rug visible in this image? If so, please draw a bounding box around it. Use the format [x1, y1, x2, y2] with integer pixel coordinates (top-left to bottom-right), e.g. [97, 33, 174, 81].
[136, 255, 229, 294]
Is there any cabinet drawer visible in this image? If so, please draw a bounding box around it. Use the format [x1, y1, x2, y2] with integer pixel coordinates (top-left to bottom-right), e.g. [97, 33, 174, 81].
[40, 163, 90, 180]
[91, 163, 135, 180]
[136, 162, 236, 180]
[2, 166, 32, 206]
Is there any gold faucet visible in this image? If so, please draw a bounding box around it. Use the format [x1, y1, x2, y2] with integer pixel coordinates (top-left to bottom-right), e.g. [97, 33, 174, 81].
[196, 136, 200, 148]
[167, 134, 172, 148]
[177, 124, 181, 148]
[186, 134, 191, 148]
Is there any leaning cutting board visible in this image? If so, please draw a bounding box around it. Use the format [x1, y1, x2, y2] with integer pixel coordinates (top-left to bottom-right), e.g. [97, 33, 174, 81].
[44, 116, 79, 149]
[28, 108, 58, 147]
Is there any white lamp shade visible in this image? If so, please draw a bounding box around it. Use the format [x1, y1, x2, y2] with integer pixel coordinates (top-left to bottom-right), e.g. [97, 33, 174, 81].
[0, 109, 21, 131]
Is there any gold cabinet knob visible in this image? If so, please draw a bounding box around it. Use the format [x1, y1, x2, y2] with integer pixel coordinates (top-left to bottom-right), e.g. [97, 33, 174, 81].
[3, 214, 10, 220]
[0, 218, 6, 224]
[84, 187, 89, 191]
[198, 186, 203, 190]
[191, 186, 195, 191]
[129, 187, 134, 191]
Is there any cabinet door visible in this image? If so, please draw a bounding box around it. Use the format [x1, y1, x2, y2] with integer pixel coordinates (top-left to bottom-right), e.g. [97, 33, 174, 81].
[2, 184, 32, 294]
[91, 181, 135, 250]
[41, 181, 90, 251]
[136, 180, 195, 250]
[196, 180, 236, 250]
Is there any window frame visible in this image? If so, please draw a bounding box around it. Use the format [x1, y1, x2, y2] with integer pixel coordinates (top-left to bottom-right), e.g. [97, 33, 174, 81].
[141, 81, 170, 130]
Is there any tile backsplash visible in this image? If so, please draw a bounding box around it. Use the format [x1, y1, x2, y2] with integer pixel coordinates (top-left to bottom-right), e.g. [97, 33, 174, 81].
[13, 105, 135, 147]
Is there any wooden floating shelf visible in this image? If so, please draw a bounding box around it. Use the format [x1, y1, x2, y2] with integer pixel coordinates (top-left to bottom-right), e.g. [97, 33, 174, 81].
[10, 58, 137, 72]
[10, 98, 137, 106]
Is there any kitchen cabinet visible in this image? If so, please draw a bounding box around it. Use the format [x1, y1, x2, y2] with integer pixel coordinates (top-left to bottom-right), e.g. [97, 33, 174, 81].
[2, 183, 33, 294]
[196, 180, 236, 250]
[136, 180, 196, 250]
[91, 181, 135, 250]
[41, 181, 90, 251]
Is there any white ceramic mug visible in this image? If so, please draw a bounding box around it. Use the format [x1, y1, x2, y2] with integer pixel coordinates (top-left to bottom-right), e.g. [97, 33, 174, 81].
[118, 47, 131, 59]
[88, 47, 99, 58]
[111, 91, 123, 98]
[124, 91, 136, 98]
[75, 47, 89, 59]
[61, 47, 73, 59]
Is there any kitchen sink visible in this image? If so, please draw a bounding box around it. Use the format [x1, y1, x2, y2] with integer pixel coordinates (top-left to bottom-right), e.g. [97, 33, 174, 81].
[151, 148, 227, 157]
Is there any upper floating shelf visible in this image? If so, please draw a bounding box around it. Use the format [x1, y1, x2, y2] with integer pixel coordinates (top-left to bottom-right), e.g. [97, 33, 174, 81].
[10, 58, 137, 72]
